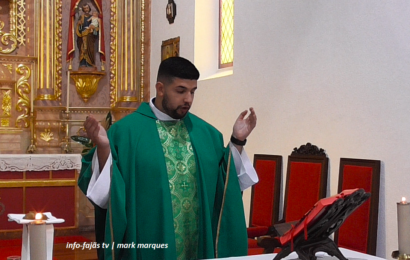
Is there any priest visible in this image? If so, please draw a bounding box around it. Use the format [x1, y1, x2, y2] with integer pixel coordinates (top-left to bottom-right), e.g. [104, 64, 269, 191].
[79, 57, 258, 259]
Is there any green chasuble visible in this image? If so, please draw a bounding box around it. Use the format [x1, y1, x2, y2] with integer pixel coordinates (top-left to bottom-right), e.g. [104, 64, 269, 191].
[78, 102, 248, 260]
[157, 120, 199, 260]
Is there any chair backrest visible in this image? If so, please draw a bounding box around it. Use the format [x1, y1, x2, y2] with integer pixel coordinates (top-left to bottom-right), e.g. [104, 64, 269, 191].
[282, 143, 329, 223]
[334, 158, 381, 255]
[249, 154, 282, 227]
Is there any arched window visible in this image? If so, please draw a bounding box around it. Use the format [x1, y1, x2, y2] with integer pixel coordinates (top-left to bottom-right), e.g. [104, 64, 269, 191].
[219, 0, 234, 68]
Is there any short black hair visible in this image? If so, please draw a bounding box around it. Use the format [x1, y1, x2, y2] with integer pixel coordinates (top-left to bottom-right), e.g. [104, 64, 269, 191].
[157, 57, 200, 84]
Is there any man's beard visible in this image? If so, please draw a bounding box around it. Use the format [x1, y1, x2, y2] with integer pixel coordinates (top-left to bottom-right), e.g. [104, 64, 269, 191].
[162, 94, 189, 119]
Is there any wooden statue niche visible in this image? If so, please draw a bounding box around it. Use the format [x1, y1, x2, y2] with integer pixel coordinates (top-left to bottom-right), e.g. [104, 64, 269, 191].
[66, 0, 105, 103]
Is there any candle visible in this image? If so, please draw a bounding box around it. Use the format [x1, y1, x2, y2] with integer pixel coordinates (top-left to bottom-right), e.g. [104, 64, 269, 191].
[34, 213, 44, 224]
[398, 197, 410, 254]
[29, 213, 47, 260]
[31, 81, 34, 113]
[67, 69, 70, 112]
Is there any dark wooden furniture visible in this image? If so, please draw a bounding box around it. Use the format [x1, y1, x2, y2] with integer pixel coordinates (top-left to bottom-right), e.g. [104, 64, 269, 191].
[268, 143, 329, 238]
[281, 143, 329, 224]
[247, 154, 282, 254]
[334, 158, 381, 255]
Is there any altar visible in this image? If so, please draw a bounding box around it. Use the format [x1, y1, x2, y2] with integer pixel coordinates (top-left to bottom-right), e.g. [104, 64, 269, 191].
[0, 154, 83, 233]
[219, 248, 387, 260]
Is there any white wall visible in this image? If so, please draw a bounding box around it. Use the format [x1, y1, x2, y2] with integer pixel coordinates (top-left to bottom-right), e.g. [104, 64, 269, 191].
[150, 1, 195, 87]
[150, 0, 410, 258]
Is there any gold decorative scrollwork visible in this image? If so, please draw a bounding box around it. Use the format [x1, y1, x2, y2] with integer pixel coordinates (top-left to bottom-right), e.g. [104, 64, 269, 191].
[0, 0, 18, 54]
[16, 0, 26, 46]
[1, 88, 11, 127]
[2, 64, 13, 74]
[0, 21, 17, 54]
[55, 0, 63, 101]
[1, 118, 9, 127]
[15, 64, 31, 128]
[70, 71, 106, 102]
[110, 0, 117, 107]
[140, 0, 145, 101]
[2, 90, 11, 116]
[40, 128, 54, 142]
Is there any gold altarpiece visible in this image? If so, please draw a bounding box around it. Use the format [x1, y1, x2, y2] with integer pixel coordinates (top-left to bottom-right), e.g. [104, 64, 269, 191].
[0, 0, 151, 154]
[0, 0, 150, 236]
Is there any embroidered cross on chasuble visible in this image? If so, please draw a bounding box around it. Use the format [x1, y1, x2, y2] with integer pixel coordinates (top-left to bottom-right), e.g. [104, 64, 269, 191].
[156, 120, 199, 260]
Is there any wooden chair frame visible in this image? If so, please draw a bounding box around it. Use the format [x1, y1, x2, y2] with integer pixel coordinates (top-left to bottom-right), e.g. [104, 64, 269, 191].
[334, 158, 381, 255]
[249, 154, 283, 227]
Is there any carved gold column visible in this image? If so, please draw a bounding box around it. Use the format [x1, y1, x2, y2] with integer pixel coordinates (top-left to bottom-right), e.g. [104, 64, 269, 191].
[31, 0, 65, 154]
[110, 0, 148, 108]
[36, 0, 62, 102]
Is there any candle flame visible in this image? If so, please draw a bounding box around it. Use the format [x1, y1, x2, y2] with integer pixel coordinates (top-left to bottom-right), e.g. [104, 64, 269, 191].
[402, 197, 407, 203]
[35, 213, 42, 220]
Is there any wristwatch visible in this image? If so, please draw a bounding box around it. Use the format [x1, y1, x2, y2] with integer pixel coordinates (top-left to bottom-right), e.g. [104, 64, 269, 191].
[230, 135, 247, 146]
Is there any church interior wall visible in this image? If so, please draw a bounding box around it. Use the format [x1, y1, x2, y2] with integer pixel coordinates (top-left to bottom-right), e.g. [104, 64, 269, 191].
[150, 0, 410, 258]
[0, 0, 406, 256]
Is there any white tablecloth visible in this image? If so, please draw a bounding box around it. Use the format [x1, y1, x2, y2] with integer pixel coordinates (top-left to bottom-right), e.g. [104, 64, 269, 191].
[217, 248, 387, 260]
[0, 154, 82, 171]
[7, 212, 65, 224]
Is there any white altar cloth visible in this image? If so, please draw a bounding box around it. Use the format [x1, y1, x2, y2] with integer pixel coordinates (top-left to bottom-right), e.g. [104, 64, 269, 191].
[8, 212, 65, 224]
[217, 248, 386, 260]
[0, 154, 82, 171]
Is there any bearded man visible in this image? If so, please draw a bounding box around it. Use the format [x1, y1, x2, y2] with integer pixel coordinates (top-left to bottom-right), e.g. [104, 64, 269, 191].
[79, 57, 258, 260]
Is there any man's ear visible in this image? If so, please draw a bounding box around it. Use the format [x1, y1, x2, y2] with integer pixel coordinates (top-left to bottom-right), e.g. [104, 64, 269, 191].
[156, 81, 165, 97]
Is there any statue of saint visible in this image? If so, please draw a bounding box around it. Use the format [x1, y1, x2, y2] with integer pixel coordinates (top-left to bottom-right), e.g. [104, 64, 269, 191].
[67, 1, 106, 70]
[76, 4, 99, 70]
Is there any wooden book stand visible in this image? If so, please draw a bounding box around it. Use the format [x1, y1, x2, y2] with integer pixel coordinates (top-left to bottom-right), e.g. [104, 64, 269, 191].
[257, 189, 370, 260]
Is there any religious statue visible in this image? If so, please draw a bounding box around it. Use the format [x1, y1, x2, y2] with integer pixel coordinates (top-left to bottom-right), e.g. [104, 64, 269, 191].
[76, 4, 98, 70]
[67, 1, 106, 70]
[66, 1, 106, 103]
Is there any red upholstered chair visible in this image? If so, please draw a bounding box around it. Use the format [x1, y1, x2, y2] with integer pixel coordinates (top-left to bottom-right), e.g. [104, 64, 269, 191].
[334, 158, 381, 255]
[247, 154, 282, 253]
[273, 143, 328, 236]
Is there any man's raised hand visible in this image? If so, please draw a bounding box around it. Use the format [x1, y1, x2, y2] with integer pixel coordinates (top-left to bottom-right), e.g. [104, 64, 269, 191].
[83, 115, 109, 148]
[232, 107, 257, 141]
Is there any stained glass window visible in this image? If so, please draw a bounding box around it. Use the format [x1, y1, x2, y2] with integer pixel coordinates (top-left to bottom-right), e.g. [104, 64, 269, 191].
[219, 0, 234, 68]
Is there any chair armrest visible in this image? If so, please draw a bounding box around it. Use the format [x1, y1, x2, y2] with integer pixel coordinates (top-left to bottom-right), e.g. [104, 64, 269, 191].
[257, 236, 281, 254]
[247, 226, 269, 238]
